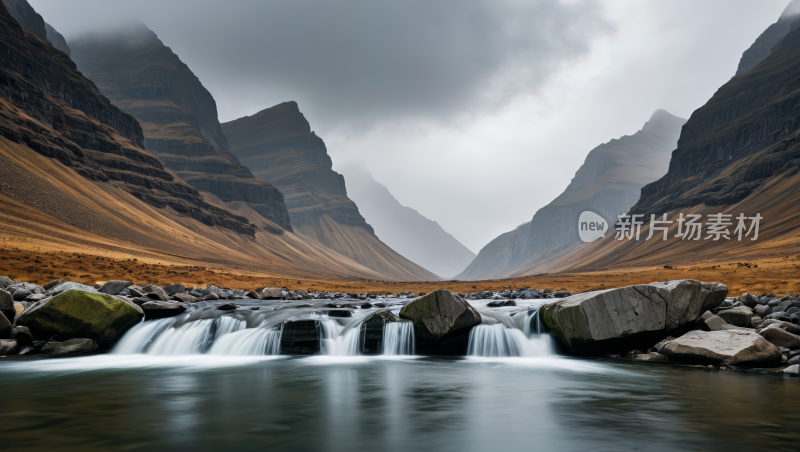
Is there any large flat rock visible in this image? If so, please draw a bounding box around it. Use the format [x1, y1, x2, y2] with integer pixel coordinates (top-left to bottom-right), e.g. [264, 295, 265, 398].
[399, 290, 481, 349]
[541, 280, 727, 350]
[660, 329, 782, 366]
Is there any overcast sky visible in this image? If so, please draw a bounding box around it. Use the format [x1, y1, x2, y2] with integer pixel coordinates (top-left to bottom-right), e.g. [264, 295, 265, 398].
[33, 0, 788, 252]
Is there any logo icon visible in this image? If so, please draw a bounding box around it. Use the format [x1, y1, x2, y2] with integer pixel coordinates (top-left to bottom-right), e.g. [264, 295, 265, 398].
[579, 211, 607, 243]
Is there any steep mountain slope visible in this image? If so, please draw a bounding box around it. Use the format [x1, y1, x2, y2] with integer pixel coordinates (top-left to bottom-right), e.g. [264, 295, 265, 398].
[0, 2, 252, 234]
[222, 102, 440, 281]
[2, 0, 48, 44]
[0, 2, 411, 282]
[736, 0, 800, 76]
[535, 6, 800, 274]
[44, 22, 70, 55]
[69, 24, 292, 231]
[342, 168, 476, 279]
[457, 110, 685, 280]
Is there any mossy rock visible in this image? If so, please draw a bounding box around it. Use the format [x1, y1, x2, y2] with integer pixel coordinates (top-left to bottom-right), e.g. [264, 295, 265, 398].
[15, 290, 143, 347]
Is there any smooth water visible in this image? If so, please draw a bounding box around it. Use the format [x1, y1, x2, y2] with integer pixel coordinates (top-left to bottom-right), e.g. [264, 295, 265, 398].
[0, 355, 798, 451]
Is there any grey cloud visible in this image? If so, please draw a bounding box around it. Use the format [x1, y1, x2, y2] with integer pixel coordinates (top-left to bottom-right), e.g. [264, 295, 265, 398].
[34, 0, 611, 127]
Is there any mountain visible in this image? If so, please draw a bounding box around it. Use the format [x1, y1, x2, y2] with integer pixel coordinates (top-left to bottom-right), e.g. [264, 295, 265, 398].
[222, 102, 440, 281]
[2, 0, 48, 44]
[342, 168, 476, 279]
[44, 22, 70, 55]
[456, 110, 686, 280]
[69, 24, 292, 232]
[0, 2, 418, 281]
[735, 0, 800, 76]
[532, 4, 800, 273]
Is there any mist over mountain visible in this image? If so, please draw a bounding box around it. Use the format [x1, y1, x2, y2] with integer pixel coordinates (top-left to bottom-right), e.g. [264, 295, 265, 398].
[223, 102, 439, 281]
[68, 23, 292, 232]
[341, 168, 476, 279]
[457, 109, 685, 280]
[736, 0, 800, 75]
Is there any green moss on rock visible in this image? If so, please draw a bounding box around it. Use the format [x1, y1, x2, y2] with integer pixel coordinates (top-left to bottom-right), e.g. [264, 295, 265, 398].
[16, 290, 143, 347]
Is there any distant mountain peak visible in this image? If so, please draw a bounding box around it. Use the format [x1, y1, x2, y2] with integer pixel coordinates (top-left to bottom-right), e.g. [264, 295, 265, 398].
[735, 1, 800, 76]
[782, 0, 800, 18]
[642, 109, 684, 135]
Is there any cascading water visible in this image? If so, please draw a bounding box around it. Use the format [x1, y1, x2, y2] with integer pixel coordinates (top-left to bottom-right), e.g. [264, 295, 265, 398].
[215, 316, 246, 337]
[147, 319, 215, 355]
[383, 321, 415, 355]
[468, 308, 554, 357]
[113, 318, 175, 354]
[208, 327, 282, 355]
[319, 317, 361, 356]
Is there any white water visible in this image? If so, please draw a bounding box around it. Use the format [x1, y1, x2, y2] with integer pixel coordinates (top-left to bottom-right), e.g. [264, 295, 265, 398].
[319, 317, 362, 356]
[208, 327, 282, 356]
[113, 318, 175, 354]
[215, 316, 246, 337]
[467, 309, 554, 357]
[147, 319, 215, 355]
[383, 321, 415, 355]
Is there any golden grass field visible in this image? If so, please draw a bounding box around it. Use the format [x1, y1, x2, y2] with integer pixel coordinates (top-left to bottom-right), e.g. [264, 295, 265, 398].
[2, 245, 798, 297]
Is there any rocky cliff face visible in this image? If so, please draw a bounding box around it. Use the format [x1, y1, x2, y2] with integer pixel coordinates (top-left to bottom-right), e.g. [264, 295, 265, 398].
[343, 168, 476, 279]
[457, 110, 685, 280]
[44, 22, 70, 55]
[69, 24, 292, 231]
[629, 11, 800, 217]
[735, 0, 800, 76]
[0, 3, 254, 234]
[1, 0, 48, 44]
[223, 102, 440, 281]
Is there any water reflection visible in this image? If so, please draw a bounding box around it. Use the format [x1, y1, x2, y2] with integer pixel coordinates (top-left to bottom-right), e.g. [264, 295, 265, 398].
[0, 356, 797, 451]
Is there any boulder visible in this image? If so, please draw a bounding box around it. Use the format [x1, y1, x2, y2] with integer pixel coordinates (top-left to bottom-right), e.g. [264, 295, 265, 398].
[296, 289, 309, 299]
[783, 364, 799, 376]
[633, 352, 667, 362]
[48, 338, 99, 357]
[98, 280, 132, 296]
[541, 280, 727, 351]
[0, 339, 19, 355]
[759, 327, 800, 349]
[0, 290, 14, 322]
[703, 314, 727, 331]
[14, 289, 144, 348]
[163, 284, 185, 295]
[716, 306, 753, 327]
[141, 301, 187, 320]
[216, 302, 237, 311]
[487, 300, 516, 307]
[10, 326, 33, 345]
[172, 293, 197, 303]
[260, 288, 284, 300]
[42, 280, 64, 291]
[659, 330, 781, 366]
[0, 311, 11, 339]
[399, 289, 481, 353]
[13, 303, 24, 316]
[203, 292, 220, 301]
[739, 293, 759, 308]
[0, 276, 14, 289]
[46, 282, 97, 295]
[754, 304, 772, 317]
[12, 289, 31, 301]
[246, 291, 261, 300]
[327, 310, 352, 318]
[142, 285, 168, 301]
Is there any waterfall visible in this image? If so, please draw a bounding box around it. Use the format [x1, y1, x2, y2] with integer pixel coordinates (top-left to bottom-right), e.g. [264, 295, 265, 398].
[383, 321, 415, 355]
[215, 316, 246, 338]
[208, 327, 282, 355]
[147, 319, 215, 355]
[318, 316, 362, 356]
[113, 318, 175, 354]
[467, 309, 554, 358]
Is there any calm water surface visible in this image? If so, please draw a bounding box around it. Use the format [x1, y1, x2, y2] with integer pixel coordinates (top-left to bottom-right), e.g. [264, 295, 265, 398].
[0, 355, 798, 451]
